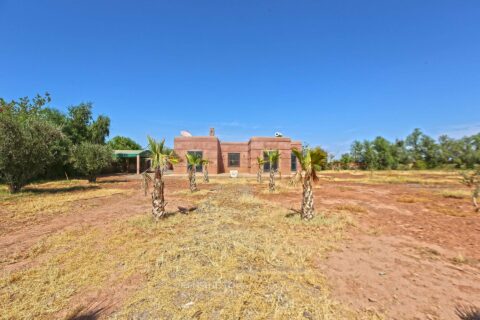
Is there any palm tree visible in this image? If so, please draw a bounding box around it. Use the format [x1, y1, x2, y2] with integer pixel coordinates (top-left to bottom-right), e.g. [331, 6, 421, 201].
[461, 169, 480, 212]
[292, 147, 325, 220]
[256, 156, 265, 183]
[202, 159, 210, 183]
[186, 153, 203, 192]
[266, 150, 280, 192]
[142, 136, 178, 220]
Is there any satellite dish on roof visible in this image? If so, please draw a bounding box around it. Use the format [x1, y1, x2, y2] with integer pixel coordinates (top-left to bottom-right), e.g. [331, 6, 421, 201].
[181, 130, 193, 137]
[275, 132, 283, 137]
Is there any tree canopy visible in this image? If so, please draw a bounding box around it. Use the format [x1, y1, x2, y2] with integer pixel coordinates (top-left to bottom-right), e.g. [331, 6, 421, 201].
[108, 136, 142, 150]
[345, 129, 480, 170]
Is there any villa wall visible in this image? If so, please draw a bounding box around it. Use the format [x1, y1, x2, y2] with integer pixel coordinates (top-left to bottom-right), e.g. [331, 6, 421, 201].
[173, 132, 302, 175]
[173, 136, 220, 174]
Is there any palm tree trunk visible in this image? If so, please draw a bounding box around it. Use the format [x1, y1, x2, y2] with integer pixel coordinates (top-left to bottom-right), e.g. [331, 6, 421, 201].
[473, 186, 479, 212]
[257, 166, 263, 183]
[301, 176, 315, 220]
[152, 167, 166, 219]
[269, 168, 275, 192]
[189, 167, 197, 192]
[203, 165, 209, 183]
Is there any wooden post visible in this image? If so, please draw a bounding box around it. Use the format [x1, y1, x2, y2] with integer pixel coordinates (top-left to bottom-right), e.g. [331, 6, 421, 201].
[136, 155, 140, 175]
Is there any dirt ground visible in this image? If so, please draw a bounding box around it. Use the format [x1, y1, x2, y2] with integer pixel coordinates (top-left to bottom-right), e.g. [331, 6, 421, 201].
[1, 171, 479, 319]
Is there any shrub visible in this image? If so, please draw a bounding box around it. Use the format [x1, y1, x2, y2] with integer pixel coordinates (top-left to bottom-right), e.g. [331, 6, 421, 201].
[0, 109, 62, 193]
[71, 142, 112, 182]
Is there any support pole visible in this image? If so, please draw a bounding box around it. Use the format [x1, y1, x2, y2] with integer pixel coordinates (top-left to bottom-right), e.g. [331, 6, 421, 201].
[136, 155, 140, 175]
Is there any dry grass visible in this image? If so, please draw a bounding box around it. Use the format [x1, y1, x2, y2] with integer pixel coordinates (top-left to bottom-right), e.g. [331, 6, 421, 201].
[0, 180, 130, 224]
[172, 189, 212, 197]
[396, 195, 430, 203]
[0, 181, 380, 320]
[328, 170, 462, 186]
[439, 189, 471, 199]
[333, 204, 368, 214]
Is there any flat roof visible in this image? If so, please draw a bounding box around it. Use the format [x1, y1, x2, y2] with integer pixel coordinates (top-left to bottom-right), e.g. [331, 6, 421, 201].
[113, 150, 150, 158]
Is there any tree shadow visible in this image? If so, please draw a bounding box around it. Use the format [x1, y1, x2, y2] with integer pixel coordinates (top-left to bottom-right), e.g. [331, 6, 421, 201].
[24, 185, 100, 194]
[66, 307, 105, 320]
[95, 179, 129, 184]
[285, 208, 301, 218]
[456, 305, 480, 320]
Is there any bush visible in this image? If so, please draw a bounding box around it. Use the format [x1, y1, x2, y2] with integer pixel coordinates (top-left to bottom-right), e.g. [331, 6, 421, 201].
[71, 143, 112, 182]
[0, 114, 63, 192]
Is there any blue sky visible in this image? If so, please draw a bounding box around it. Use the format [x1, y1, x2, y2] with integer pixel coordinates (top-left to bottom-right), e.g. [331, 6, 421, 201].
[1, 0, 479, 155]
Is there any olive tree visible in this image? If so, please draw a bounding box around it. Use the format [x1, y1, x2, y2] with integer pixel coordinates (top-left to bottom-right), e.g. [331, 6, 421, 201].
[0, 94, 63, 193]
[71, 142, 112, 182]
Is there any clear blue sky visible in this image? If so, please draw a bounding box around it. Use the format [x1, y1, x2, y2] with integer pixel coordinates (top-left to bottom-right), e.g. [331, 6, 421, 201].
[1, 0, 479, 155]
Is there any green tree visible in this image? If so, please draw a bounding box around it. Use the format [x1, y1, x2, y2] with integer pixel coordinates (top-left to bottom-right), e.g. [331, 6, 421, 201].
[292, 147, 324, 220]
[71, 142, 112, 182]
[64, 102, 110, 145]
[419, 135, 440, 168]
[108, 136, 142, 150]
[0, 114, 62, 193]
[142, 137, 178, 220]
[350, 140, 363, 164]
[362, 140, 378, 170]
[406, 128, 423, 161]
[339, 153, 352, 170]
[373, 136, 395, 170]
[0, 94, 63, 193]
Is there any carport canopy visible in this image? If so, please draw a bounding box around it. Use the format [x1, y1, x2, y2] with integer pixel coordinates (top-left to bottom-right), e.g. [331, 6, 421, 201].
[113, 150, 151, 174]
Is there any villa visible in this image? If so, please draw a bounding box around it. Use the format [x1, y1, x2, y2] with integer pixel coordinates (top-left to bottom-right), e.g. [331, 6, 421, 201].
[173, 128, 302, 175]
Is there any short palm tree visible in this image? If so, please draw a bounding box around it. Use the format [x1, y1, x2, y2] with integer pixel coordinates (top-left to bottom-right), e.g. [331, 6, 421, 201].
[256, 156, 265, 183]
[266, 150, 280, 192]
[461, 168, 480, 212]
[292, 147, 324, 220]
[202, 159, 210, 183]
[142, 136, 178, 220]
[186, 153, 203, 192]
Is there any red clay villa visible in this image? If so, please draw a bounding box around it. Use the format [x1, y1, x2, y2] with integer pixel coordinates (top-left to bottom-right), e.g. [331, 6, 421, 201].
[173, 128, 302, 175]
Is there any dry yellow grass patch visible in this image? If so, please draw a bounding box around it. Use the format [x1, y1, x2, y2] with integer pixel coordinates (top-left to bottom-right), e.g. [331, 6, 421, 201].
[439, 189, 470, 199]
[334, 204, 368, 214]
[0, 181, 380, 319]
[0, 180, 129, 224]
[396, 195, 430, 203]
[172, 189, 212, 197]
[329, 171, 461, 186]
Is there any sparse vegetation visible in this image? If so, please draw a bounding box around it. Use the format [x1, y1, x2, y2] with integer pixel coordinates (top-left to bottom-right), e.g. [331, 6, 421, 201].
[461, 169, 480, 212]
[142, 136, 178, 220]
[265, 150, 280, 192]
[202, 159, 210, 183]
[256, 156, 265, 183]
[185, 152, 203, 192]
[292, 147, 326, 220]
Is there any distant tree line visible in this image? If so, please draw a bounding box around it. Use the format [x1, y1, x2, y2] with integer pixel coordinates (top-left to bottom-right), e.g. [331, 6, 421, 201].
[337, 128, 480, 170]
[0, 93, 142, 192]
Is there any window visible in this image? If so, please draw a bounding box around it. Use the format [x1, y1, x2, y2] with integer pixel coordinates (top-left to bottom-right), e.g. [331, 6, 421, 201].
[228, 153, 240, 167]
[187, 151, 203, 172]
[263, 151, 278, 171]
[291, 152, 297, 172]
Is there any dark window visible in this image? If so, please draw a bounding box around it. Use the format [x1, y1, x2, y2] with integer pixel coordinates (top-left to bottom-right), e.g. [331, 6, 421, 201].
[291, 152, 297, 172]
[187, 151, 203, 172]
[263, 151, 278, 171]
[228, 153, 240, 167]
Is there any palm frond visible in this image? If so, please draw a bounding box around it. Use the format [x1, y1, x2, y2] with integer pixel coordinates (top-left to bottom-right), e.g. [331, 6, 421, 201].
[141, 171, 153, 196]
[291, 148, 304, 170]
